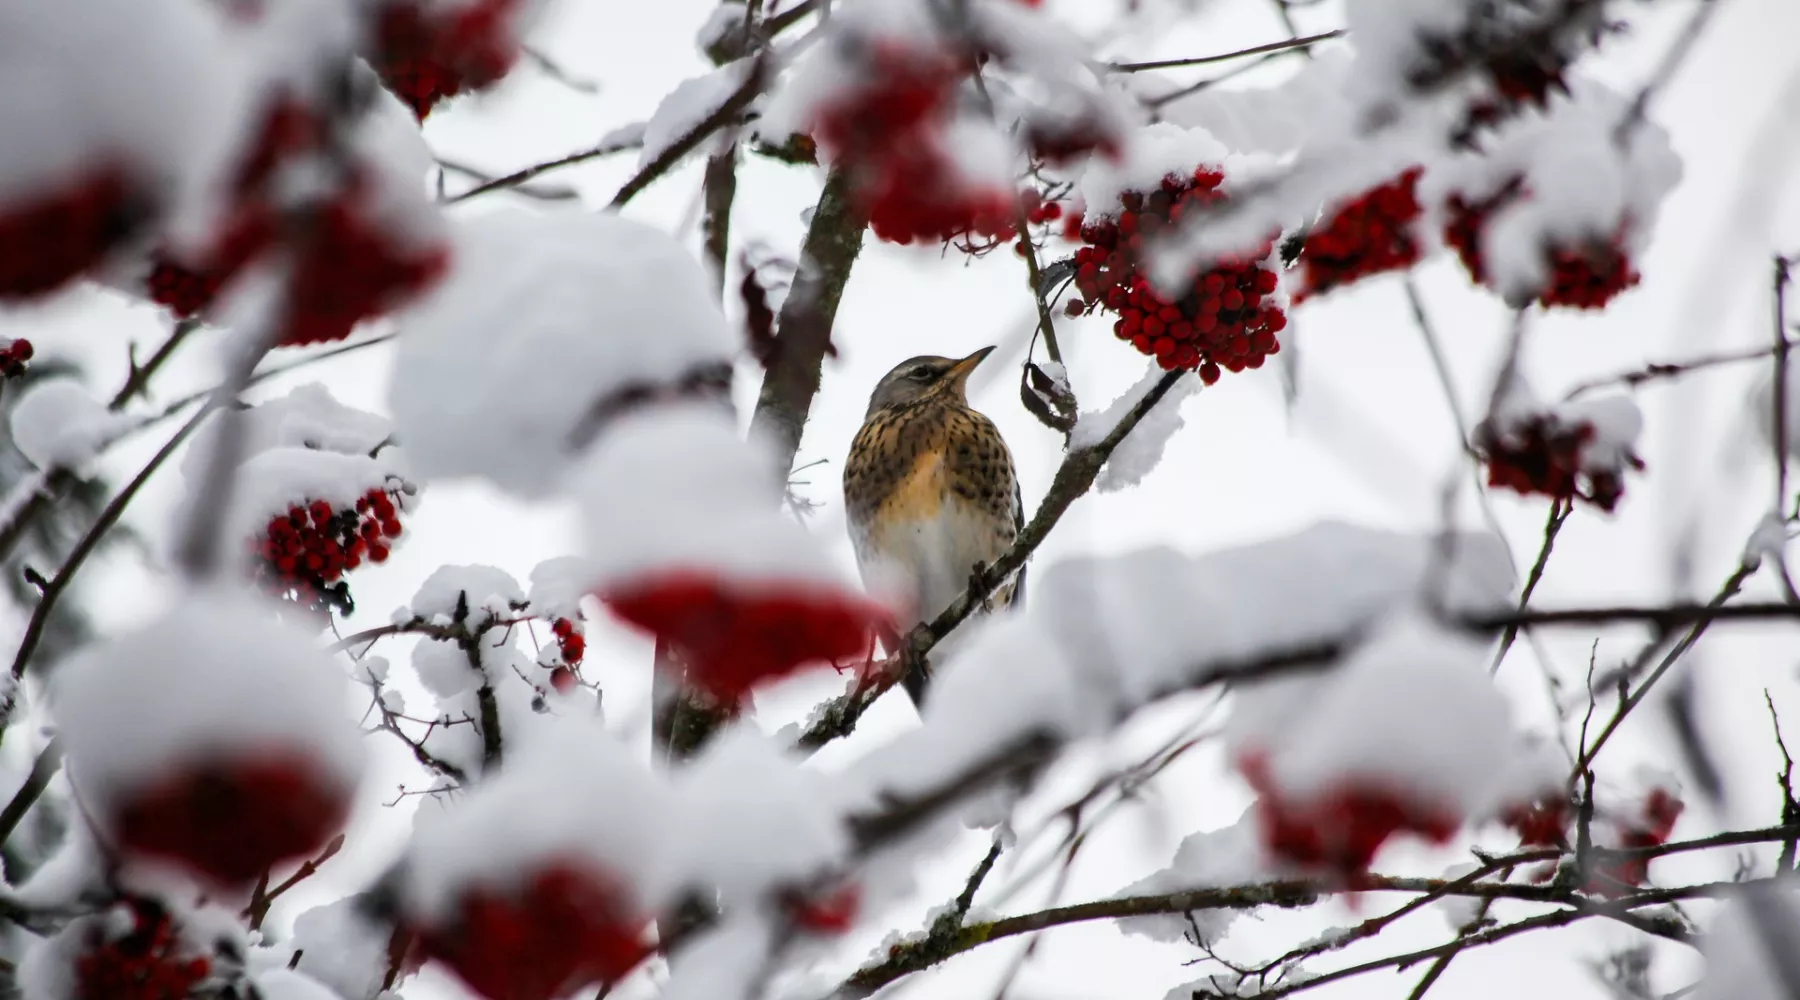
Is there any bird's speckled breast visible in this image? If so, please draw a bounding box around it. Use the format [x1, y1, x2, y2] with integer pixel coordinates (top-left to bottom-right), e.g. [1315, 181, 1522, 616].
[843, 396, 1020, 623]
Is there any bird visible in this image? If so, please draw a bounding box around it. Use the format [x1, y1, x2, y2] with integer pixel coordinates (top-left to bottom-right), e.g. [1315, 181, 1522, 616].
[843, 346, 1025, 706]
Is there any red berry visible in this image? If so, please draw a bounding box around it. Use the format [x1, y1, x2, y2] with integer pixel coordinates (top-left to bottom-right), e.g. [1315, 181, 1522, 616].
[414, 862, 649, 1000]
[602, 571, 890, 703]
[0, 168, 151, 302]
[111, 757, 352, 886]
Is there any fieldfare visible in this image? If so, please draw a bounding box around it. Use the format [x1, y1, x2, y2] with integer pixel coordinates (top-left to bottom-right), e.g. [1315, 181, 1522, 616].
[843, 346, 1024, 705]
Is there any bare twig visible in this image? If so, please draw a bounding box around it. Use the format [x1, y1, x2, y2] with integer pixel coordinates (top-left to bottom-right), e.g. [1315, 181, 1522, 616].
[1492, 498, 1571, 672]
[1563, 342, 1798, 400]
[1768, 691, 1799, 871]
[0, 738, 62, 847]
[1577, 563, 1756, 774]
[1775, 255, 1792, 507]
[446, 132, 645, 205]
[1109, 30, 1344, 72]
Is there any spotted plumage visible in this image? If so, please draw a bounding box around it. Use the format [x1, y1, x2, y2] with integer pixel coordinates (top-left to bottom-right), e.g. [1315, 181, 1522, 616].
[844, 347, 1024, 705]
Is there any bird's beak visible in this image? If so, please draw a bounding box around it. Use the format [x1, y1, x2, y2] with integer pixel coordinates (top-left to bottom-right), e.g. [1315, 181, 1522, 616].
[947, 345, 996, 383]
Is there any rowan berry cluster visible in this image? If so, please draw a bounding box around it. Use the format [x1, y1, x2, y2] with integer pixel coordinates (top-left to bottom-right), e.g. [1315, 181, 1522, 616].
[0, 168, 147, 303]
[602, 570, 889, 703]
[1240, 752, 1458, 882]
[1588, 788, 1683, 895]
[249, 484, 411, 615]
[1064, 167, 1286, 382]
[112, 756, 352, 885]
[1294, 168, 1425, 300]
[75, 903, 211, 1000]
[144, 97, 448, 342]
[546, 616, 586, 693]
[368, 0, 525, 120]
[0, 337, 31, 378]
[813, 43, 1018, 247]
[1446, 183, 1639, 310]
[1473, 412, 1641, 512]
[415, 862, 649, 1000]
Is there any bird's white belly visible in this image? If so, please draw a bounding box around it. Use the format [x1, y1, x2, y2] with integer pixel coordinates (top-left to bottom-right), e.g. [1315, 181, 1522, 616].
[854, 501, 1001, 629]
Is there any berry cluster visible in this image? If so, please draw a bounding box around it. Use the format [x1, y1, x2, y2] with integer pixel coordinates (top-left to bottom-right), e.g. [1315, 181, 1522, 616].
[602, 571, 890, 703]
[417, 862, 649, 1000]
[1474, 413, 1641, 512]
[813, 44, 1019, 247]
[368, 0, 524, 120]
[0, 168, 149, 302]
[1446, 185, 1639, 310]
[1295, 168, 1425, 301]
[0, 337, 32, 379]
[1588, 788, 1683, 896]
[787, 882, 861, 936]
[143, 98, 317, 320]
[113, 756, 352, 885]
[146, 209, 277, 320]
[1240, 752, 1459, 881]
[248, 484, 411, 616]
[547, 617, 585, 693]
[143, 98, 447, 342]
[278, 181, 450, 346]
[1064, 168, 1286, 382]
[76, 903, 211, 1000]
[1499, 793, 1570, 849]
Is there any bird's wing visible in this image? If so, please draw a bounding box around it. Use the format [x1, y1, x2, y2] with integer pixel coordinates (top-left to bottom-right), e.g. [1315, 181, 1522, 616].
[1007, 475, 1027, 609]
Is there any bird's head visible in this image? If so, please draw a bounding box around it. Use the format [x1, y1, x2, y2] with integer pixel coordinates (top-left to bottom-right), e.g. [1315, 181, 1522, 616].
[864, 346, 995, 416]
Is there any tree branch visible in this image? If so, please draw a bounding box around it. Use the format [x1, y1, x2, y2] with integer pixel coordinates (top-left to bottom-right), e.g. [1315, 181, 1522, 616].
[3, 405, 218, 733]
[608, 58, 770, 211]
[748, 166, 867, 473]
[0, 737, 62, 848]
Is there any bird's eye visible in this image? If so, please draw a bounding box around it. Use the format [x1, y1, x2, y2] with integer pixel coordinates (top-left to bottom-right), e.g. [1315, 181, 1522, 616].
[907, 366, 934, 381]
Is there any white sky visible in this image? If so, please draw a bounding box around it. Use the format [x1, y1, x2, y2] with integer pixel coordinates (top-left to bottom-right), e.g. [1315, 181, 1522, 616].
[6, 0, 1800, 997]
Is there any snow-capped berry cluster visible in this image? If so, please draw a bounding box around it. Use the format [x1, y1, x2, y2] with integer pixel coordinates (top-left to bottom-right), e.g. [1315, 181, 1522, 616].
[1474, 397, 1644, 512]
[811, 43, 1018, 247]
[579, 405, 893, 704]
[250, 483, 412, 616]
[1446, 183, 1638, 310]
[1295, 168, 1425, 301]
[1239, 752, 1458, 882]
[0, 337, 32, 379]
[74, 902, 212, 1000]
[0, 169, 148, 303]
[1065, 168, 1286, 382]
[604, 570, 889, 704]
[117, 758, 354, 886]
[366, 0, 529, 120]
[278, 180, 451, 346]
[415, 862, 650, 1000]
